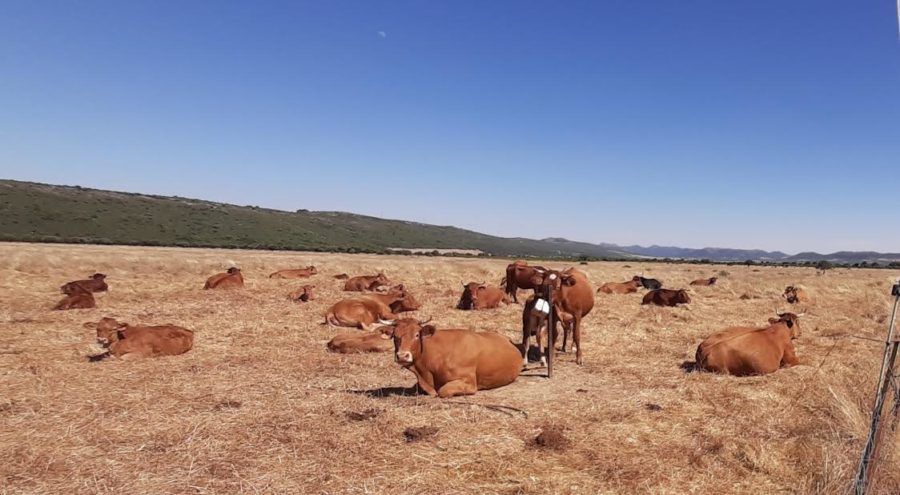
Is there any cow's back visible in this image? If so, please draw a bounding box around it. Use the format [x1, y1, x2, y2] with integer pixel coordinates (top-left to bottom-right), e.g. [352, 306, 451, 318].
[327, 332, 391, 353]
[421, 330, 520, 390]
[560, 270, 593, 317]
[112, 326, 193, 358]
[696, 327, 782, 376]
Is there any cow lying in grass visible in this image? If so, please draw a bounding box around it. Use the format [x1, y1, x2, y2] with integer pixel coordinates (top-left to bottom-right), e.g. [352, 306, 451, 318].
[382, 318, 521, 398]
[85, 317, 194, 361]
[327, 328, 393, 353]
[53, 284, 96, 310]
[204, 267, 243, 289]
[61, 273, 108, 295]
[694, 312, 803, 376]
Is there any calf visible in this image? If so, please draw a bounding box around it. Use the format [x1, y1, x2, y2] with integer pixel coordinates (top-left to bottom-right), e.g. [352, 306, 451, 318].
[61, 273, 107, 295]
[690, 277, 718, 286]
[383, 318, 521, 398]
[456, 282, 510, 310]
[642, 288, 691, 307]
[286, 285, 315, 302]
[269, 266, 317, 279]
[204, 267, 244, 289]
[343, 272, 390, 292]
[695, 312, 803, 376]
[86, 317, 193, 360]
[327, 328, 393, 353]
[597, 279, 642, 294]
[324, 289, 409, 330]
[634, 276, 662, 290]
[53, 283, 96, 310]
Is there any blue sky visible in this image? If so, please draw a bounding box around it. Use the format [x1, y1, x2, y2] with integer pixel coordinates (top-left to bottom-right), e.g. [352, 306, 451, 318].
[2, 1, 898, 253]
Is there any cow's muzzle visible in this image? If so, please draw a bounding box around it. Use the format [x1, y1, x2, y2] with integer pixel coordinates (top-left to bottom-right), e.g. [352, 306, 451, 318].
[395, 351, 413, 365]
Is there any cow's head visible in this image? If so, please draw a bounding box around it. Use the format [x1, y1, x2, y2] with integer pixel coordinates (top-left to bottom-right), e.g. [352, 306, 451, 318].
[307, 266, 318, 274]
[457, 282, 484, 310]
[91, 273, 107, 280]
[676, 289, 691, 304]
[88, 317, 127, 346]
[392, 285, 421, 311]
[708, 277, 718, 285]
[769, 312, 803, 338]
[227, 267, 241, 275]
[632, 275, 642, 283]
[380, 317, 434, 366]
[783, 286, 798, 303]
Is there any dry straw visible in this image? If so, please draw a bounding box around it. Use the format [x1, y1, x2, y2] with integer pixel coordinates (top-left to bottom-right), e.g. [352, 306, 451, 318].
[0, 243, 898, 493]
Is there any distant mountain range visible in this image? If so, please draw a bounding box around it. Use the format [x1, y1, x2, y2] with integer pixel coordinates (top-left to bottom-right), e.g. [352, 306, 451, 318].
[1, 180, 898, 264]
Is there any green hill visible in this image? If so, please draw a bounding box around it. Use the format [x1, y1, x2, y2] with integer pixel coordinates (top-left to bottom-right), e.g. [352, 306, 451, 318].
[0, 180, 633, 259]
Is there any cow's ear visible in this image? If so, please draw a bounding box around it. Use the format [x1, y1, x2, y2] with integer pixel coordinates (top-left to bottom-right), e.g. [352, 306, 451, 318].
[116, 330, 126, 340]
[379, 326, 394, 339]
[562, 276, 576, 286]
[421, 325, 437, 337]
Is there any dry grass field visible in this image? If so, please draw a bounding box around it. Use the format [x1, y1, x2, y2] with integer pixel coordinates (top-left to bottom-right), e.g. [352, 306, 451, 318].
[1, 243, 899, 494]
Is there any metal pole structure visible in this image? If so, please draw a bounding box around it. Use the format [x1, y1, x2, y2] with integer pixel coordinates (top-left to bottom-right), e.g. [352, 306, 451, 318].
[853, 281, 900, 494]
[547, 284, 554, 378]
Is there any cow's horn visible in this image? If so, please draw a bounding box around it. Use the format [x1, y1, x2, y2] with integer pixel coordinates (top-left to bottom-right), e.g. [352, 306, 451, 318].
[378, 318, 396, 325]
[795, 312, 806, 317]
[418, 316, 433, 325]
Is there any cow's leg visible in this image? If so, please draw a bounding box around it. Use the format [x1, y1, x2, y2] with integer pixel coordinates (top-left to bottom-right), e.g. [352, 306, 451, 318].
[437, 378, 477, 398]
[535, 320, 546, 367]
[559, 316, 569, 353]
[118, 352, 141, 361]
[781, 345, 801, 367]
[521, 317, 531, 367]
[573, 315, 584, 365]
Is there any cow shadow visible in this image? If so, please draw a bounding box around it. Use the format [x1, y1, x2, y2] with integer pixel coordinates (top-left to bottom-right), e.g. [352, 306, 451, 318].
[350, 385, 423, 398]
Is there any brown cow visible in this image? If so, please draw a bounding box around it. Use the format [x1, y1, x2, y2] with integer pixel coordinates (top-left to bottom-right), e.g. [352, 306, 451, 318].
[333, 273, 350, 280]
[783, 286, 810, 304]
[456, 282, 510, 310]
[327, 327, 393, 353]
[642, 289, 691, 307]
[382, 318, 521, 398]
[269, 266, 317, 279]
[597, 279, 642, 294]
[53, 283, 96, 310]
[324, 288, 412, 330]
[695, 312, 803, 376]
[86, 317, 193, 360]
[522, 268, 594, 365]
[690, 277, 718, 286]
[362, 284, 420, 313]
[503, 261, 549, 303]
[343, 272, 390, 292]
[204, 267, 244, 289]
[286, 285, 315, 302]
[61, 273, 108, 295]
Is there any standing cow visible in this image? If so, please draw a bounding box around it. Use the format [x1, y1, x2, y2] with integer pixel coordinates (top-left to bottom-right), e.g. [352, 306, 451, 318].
[522, 268, 594, 365]
[503, 261, 548, 303]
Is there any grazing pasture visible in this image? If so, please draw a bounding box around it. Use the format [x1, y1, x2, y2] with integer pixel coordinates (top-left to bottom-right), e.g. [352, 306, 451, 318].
[0, 243, 898, 494]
